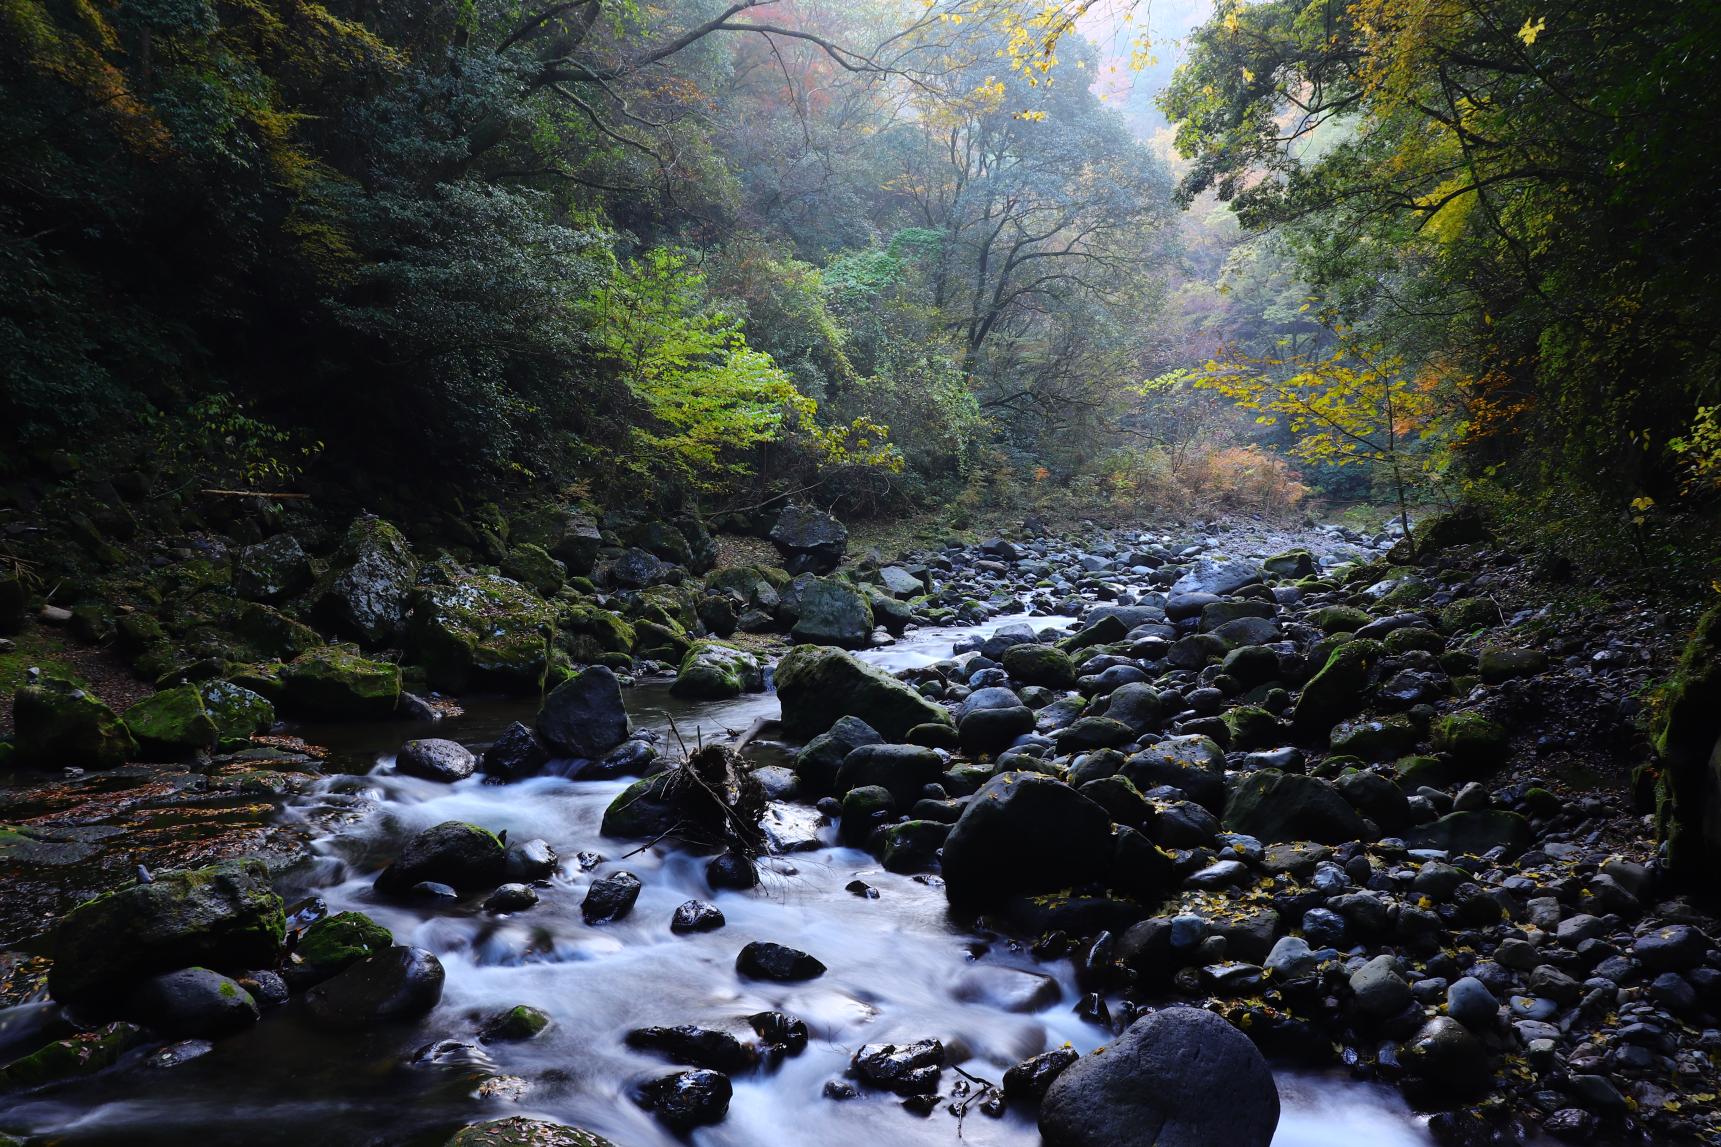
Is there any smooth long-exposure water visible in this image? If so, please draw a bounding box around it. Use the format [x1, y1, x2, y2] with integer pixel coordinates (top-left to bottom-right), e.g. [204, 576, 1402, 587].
[0, 616, 1434, 1146]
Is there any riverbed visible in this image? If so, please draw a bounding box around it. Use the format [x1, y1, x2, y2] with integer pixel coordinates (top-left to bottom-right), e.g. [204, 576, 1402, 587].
[0, 616, 1435, 1146]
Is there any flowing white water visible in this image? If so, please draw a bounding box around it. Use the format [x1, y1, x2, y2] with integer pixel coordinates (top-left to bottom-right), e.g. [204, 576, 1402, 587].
[0, 615, 1434, 1145]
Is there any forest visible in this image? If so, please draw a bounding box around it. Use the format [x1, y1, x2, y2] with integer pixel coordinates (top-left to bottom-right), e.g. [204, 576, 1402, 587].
[3, 2, 1721, 1146]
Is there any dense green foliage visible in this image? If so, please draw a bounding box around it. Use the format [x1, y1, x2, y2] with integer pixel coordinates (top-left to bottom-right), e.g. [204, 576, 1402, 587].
[0, 0, 1176, 515]
[1161, 0, 1721, 524]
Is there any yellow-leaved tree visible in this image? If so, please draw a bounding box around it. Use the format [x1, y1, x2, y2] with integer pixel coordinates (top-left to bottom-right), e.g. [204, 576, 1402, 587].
[1195, 328, 1449, 554]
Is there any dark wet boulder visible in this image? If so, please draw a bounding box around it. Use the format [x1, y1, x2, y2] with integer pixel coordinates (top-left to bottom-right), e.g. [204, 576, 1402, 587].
[789, 578, 874, 649]
[838, 785, 896, 846]
[396, 738, 476, 783]
[410, 572, 554, 694]
[500, 543, 566, 596]
[1405, 809, 1532, 855]
[482, 722, 551, 780]
[1100, 682, 1164, 733]
[671, 641, 764, 699]
[374, 821, 506, 895]
[125, 967, 258, 1039]
[50, 858, 284, 1011]
[1290, 639, 1382, 740]
[601, 772, 678, 838]
[627, 1025, 759, 1073]
[503, 838, 559, 882]
[672, 900, 726, 933]
[736, 941, 825, 981]
[1, 1022, 148, 1088]
[1004, 1047, 1080, 1102]
[1122, 735, 1226, 812]
[850, 1039, 945, 1095]
[793, 716, 882, 793]
[1429, 711, 1510, 772]
[444, 1119, 616, 1147]
[636, 1068, 732, 1130]
[582, 871, 643, 923]
[836, 744, 943, 806]
[1224, 770, 1369, 845]
[959, 703, 1035, 756]
[769, 505, 848, 575]
[236, 534, 314, 602]
[537, 665, 630, 758]
[288, 911, 392, 987]
[943, 773, 1114, 904]
[13, 674, 136, 769]
[303, 946, 445, 1030]
[1039, 1007, 1279, 1147]
[122, 684, 219, 756]
[776, 645, 951, 742]
[279, 646, 401, 719]
[314, 515, 416, 646]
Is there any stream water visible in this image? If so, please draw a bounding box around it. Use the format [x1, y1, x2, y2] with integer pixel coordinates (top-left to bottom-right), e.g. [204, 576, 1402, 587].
[0, 616, 1435, 1146]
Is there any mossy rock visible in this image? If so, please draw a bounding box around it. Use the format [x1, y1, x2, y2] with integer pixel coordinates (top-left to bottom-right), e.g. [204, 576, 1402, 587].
[228, 661, 287, 704]
[500, 543, 566, 597]
[776, 645, 952, 742]
[1376, 578, 1434, 609]
[2, 1022, 147, 1088]
[1429, 711, 1509, 773]
[410, 572, 554, 694]
[558, 603, 636, 656]
[1308, 605, 1370, 635]
[1439, 597, 1503, 634]
[13, 675, 136, 769]
[671, 641, 763, 700]
[638, 583, 701, 632]
[1478, 647, 1548, 683]
[600, 772, 677, 839]
[1262, 549, 1316, 579]
[235, 602, 321, 660]
[1653, 604, 1721, 878]
[1223, 705, 1283, 750]
[1384, 627, 1446, 656]
[279, 646, 401, 719]
[482, 1004, 552, 1042]
[198, 680, 277, 747]
[49, 857, 285, 1011]
[1001, 644, 1077, 689]
[123, 684, 219, 755]
[293, 911, 392, 983]
[633, 619, 692, 664]
[313, 515, 417, 647]
[1329, 714, 1420, 760]
[1290, 639, 1383, 740]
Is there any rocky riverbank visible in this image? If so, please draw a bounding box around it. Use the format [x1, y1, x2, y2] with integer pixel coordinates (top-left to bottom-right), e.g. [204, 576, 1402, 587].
[1, 493, 1719, 1145]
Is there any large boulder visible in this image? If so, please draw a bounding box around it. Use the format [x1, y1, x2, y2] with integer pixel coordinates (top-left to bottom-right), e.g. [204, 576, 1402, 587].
[123, 685, 219, 756]
[481, 722, 551, 780]
[50, 858, 285, 1011]
[125, 967, 259, 1039]
[943, 773, 1114, 904]
[289, 911, 393, 987]
[1224, 770, 1370, 844]
[410, 572, 554, 694]
[13, 674, 136, 768]
[1290, 639, 1382, 739]
[792, 715, 882, 793]
[537, 665, 630, 758]
[835, 744, 943, 806]
[314, 515, 416, 647]
[235, 534, 314, 602]
[1001, 644, 1077, 689]
[374, 821, 506, 895]
[672, 641, 764, 700]
[776, 646, 950, 742]
[1039, 1007, 1279, 1147]
[198, 680, 276, 748]
[279, 646, 401, 719]
[1652, 603, 1721, 880]
[789, 578, 874, 649]
[769, 505, 848, 575]
[396, 738, 477, 783]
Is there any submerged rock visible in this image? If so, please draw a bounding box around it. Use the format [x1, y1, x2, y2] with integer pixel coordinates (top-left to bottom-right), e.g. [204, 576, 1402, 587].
[374, 822, 506, 895]
[1039, 1007, 1279, 1147]
[2, 1022, 148, 1088]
